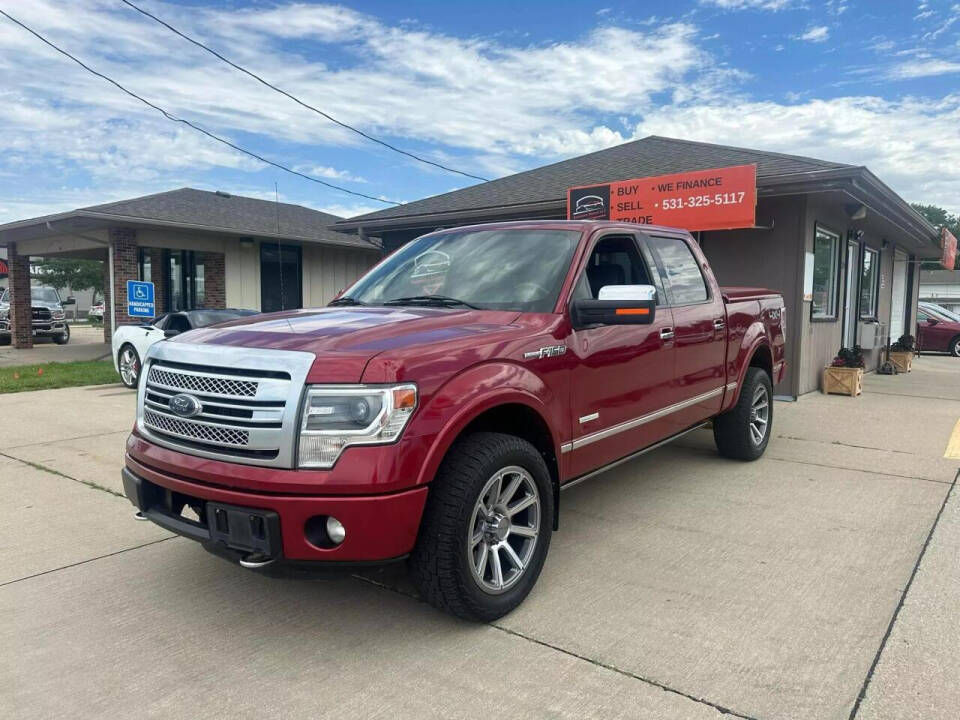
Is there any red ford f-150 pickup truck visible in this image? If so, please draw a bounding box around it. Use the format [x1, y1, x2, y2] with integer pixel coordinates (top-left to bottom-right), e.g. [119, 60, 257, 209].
[123, 220, 786, 620]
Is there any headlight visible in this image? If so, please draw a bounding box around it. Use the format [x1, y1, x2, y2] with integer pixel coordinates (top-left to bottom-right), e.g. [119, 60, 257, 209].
[297, 384, 417, 468]
[52, 311, 65, 320]
[0, 308, 7, 321]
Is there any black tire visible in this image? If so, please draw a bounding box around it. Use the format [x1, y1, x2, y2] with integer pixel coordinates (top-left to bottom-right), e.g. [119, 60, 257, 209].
[950, 336, 960, 358]
[713, 367, 773, 461]
[0, 334, 9, 346]
[53, 324, 70, 345]
[409, 432, 553, 622]
[118, 344, 141, 389]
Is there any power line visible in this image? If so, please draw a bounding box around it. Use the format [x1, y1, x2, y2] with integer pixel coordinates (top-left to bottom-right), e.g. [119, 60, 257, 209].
[0, 8, 400, 208]
[119, 0, 490, 183]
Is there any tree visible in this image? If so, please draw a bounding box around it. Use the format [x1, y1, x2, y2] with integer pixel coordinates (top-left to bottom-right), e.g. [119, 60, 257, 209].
[911, 203, 959, 270]
[31, 258, 104, 297]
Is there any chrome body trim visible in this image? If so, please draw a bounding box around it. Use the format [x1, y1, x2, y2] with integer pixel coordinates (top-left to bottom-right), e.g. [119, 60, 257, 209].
[565, 387, 724, 452]
[578, 412, 599, 424]
[137, 342, 315, 468]
[726, 381, 738, 392]
[561, 423, 708, 492]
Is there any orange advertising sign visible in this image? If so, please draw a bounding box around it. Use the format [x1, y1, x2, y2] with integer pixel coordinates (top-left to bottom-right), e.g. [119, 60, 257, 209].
[942, 227, 957, 270]
[567, 164, 757, 232]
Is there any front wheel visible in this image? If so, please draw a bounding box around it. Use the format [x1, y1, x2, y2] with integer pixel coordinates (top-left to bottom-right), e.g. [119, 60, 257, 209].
[54, 324, 70, 345]
[118, 344, 141, 389]
[409, 432, 553, 622]
[950, 337, 960, 358]
[713, 367, 773, 461]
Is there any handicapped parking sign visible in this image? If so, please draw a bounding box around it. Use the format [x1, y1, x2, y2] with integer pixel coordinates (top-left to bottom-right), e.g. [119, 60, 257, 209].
[126, 280, 155, 318]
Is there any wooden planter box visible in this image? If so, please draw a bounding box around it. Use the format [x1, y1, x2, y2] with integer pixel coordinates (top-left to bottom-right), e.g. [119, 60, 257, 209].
[822, 366, 863, 396]
[889, 351, 913, 373]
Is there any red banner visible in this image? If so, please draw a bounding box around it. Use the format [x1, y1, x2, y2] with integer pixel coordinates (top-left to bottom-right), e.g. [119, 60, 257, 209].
[942, 227, 957, 270]
[568, 164, 757, 232]
[0, 258, 8, 276]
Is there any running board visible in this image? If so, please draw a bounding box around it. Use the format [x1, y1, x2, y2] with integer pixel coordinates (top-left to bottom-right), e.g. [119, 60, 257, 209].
[560, 422, 709, 492]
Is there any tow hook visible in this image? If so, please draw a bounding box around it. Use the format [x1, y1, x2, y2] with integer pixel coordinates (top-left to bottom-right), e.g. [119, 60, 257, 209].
[239, 553, 276, 569]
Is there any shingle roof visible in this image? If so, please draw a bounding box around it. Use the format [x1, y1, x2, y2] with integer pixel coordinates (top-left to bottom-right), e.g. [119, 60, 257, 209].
[81, 188, 376, 249]
[344, 135, 854, 225]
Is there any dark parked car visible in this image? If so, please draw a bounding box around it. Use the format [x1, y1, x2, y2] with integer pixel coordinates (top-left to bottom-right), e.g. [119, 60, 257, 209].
[916, 303, 960, 357]
[0, 286, 75, 345]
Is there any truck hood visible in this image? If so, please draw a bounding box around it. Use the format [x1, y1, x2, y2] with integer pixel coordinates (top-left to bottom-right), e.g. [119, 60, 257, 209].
[177, 306, 523, 382]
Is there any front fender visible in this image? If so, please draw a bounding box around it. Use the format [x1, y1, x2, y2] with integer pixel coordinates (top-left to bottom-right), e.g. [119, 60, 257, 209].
[407, 361, 565, 488]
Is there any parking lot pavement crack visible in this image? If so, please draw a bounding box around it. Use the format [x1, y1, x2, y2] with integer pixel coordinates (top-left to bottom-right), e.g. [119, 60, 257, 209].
[776, 435, 915, 455]
[2, 428, 129, 451]
[847, 467, 960, 720]
[0, 536, 176, 589]
[0, 451, 123, 497]
[351, 573, 761, 720]
[765, 456, 954, 486]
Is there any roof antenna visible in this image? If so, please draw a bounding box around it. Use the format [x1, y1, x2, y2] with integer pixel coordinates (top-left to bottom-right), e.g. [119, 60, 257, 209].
[275, 181, 285, 311]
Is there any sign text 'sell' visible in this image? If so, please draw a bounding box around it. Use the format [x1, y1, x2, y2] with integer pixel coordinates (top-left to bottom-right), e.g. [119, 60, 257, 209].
[567, 164, 757, 232]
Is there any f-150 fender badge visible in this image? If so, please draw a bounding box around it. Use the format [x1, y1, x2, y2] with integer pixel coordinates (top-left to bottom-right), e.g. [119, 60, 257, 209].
[523, 345, 567, 359]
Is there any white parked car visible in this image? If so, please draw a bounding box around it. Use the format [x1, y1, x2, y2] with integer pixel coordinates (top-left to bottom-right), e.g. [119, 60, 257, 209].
[112, 309, 258, 388]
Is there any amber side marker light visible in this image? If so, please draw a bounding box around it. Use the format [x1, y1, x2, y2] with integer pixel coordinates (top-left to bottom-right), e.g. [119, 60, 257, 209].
[615, 308, 650, 315]
[393, 386, 418, 409]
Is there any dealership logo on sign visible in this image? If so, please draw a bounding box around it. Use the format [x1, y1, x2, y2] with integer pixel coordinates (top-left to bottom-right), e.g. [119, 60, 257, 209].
[567, 164, 757, 232]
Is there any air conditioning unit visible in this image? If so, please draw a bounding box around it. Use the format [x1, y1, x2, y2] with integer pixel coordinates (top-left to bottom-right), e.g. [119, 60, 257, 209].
[858, 321, 887, 349]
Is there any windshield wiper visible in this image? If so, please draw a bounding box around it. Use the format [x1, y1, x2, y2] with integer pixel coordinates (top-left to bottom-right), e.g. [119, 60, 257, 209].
[383, 295, 483, 310]
[328, 296, 365, 307]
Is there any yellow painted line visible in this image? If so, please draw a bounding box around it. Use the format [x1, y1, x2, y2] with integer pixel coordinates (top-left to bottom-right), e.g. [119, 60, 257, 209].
[946, 419, 960, 460]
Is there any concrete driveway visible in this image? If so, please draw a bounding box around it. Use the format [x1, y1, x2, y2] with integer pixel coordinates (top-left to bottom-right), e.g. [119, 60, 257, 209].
[1, 357, 958, 720]
[0, 324, 111, 367]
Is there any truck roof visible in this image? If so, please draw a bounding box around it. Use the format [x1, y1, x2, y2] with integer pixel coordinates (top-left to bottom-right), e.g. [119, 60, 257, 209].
[425, 219, 692, 236]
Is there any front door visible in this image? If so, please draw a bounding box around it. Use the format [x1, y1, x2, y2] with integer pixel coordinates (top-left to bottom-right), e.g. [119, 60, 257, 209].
[646, 234, 727, 431]
[567, 233, 676, 477]
[889, 249, 908, 340]
[260, 242, 302, 312]
[843, 241, 859, 348]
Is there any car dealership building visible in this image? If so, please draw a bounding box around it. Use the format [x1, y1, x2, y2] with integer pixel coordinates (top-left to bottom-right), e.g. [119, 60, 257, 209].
[338, 136, 948, 397]
[0, 188, 379, 347]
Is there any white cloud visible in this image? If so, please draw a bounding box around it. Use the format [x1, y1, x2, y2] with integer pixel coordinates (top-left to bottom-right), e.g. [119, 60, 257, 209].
[890, 59, 960, 78]
[699, 0, 796, 9]
[634, 95, 960, 214]
[293, 165, 367, 183]
[798, 26, 830, 43]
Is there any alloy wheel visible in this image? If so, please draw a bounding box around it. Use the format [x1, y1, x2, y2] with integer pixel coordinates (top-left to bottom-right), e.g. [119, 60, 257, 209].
[467, 466, 541, 595]
[749, 383, 769, 445]
[120, 348, 139, 387]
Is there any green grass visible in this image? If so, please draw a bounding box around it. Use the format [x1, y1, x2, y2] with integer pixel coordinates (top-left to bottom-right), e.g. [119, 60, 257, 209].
[0, 360, 119, 393]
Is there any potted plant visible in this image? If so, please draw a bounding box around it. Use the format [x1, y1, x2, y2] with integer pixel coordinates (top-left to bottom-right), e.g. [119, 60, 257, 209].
[822, 346, 865, 396]
[888, 334, 915, 373]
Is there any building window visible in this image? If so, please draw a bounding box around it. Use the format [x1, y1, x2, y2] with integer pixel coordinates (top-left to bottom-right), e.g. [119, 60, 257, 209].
[812, 226, 840, 320]
[859, 246, 879, 319]
[138, 247, 151, 284]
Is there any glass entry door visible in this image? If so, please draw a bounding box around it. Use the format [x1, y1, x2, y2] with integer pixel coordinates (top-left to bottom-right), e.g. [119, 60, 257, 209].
[260, 242, 302, 312]
[843, 241, 859, 348]
[166, 250, 205, 311]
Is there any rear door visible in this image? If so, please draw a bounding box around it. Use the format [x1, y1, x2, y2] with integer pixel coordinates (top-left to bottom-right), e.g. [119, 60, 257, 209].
[645, 234, 727, 432]
[566, 232, 676, 477]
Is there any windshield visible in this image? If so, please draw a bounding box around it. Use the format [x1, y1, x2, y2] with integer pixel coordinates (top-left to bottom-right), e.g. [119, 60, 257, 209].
[342, 228, 581, 312]
[0, 287, 59, 304]
[921, 303, 960, 322]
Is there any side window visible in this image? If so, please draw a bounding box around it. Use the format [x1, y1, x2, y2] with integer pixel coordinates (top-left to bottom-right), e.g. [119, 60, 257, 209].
[917, 311, 928, 322]
[648, 236, 709, 305]
[582, 235, 652, 300]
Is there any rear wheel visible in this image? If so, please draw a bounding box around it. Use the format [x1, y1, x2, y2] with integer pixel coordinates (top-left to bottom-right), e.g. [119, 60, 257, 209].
[409, 432, 553, 621]
[713, 367, 773, 461]
[53, 324, 70, 345]
[118, 344, 141, 388]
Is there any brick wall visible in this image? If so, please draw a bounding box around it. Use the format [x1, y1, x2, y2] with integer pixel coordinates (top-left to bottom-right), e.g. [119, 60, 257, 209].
[106, 228, 138, 341]
[199, 252, 226, 309]
[7, 242, 33, 349]
[101, 257, 112, 342]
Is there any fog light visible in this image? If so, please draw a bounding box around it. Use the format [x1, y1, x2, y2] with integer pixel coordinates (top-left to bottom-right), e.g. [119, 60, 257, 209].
[326, 516, 346, 545]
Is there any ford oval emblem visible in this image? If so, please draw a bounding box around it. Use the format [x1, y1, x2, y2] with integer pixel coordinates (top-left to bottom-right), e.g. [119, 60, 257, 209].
[169, 393, 202, 418]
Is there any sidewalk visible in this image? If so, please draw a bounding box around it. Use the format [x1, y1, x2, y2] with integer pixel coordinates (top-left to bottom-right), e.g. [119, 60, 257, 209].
[0, 324, 111, 367]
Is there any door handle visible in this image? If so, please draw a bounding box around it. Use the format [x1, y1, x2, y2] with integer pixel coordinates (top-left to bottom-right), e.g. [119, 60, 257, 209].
[713, 319, 725, 330]
[660, 327, 675, 340]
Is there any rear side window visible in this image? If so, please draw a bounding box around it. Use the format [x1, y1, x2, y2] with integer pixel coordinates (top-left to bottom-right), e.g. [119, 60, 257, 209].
[648, 236, 709, 305]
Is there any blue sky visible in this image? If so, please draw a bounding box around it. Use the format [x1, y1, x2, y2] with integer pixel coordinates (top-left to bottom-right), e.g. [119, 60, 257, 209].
[0, 0, 958, 222]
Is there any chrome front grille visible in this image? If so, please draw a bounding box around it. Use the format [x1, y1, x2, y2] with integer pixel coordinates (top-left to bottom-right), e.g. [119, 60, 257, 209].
[144, 408, 249, 447]
[147, 367, 258, 397]
[32, 307, 52, 321]
[137, 344, 315, 468]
